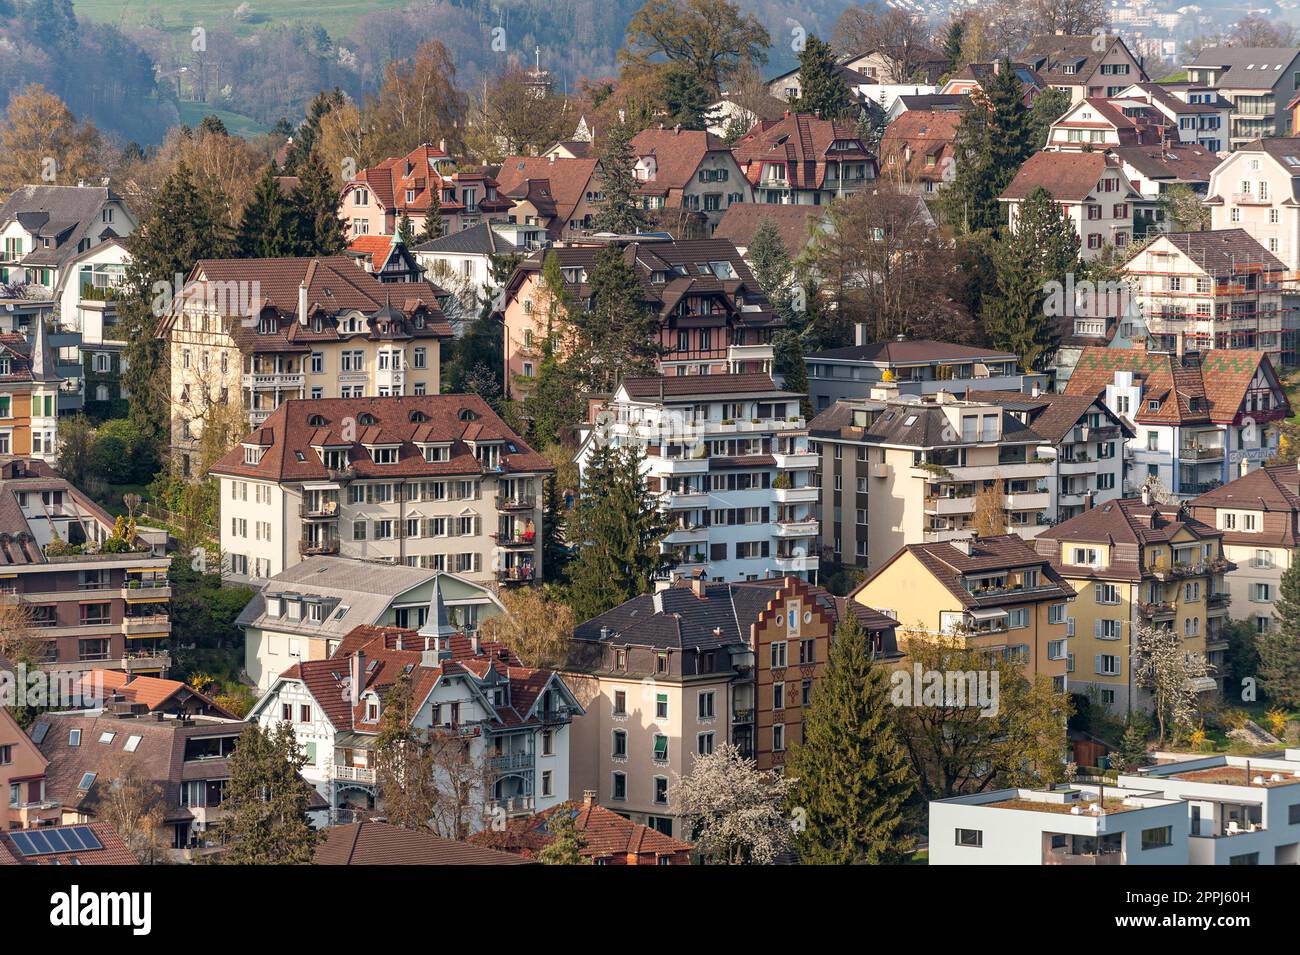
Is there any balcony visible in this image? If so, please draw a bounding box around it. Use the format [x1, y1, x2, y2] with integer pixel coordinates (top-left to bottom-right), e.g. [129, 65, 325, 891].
[1004, 491, 1051, 511]
[299, 539, 341, 556]
[334, 765, 376, 784]
[1208, 592, 1231, 609]
[652, 454, 710, 475]
[242, 372, 305, 390]
[495, 495, 537, 511]
[492, 532, 536, 549]
[732, 708, 754, 724]
[488, 795, 535, 816]
[489, 752, 535, 773]
[120, 651, 171, 671]
[773, 554, 818, 574]
[1180, 445, 1225, 460]
[299, 501, 340, 519]
[664, 490, 709, 509]
[774, 518, 819, 539]
[925, 494, 974, 515]
[772, 451, 819, 470]
[772, 485, 818, 504]
[1137, 600, 1176, 620]
[664, 525, 709, 545]
[123, 614, 171, 635]
[1043, 846, 1123, 865]
[496, 565, 536, 584]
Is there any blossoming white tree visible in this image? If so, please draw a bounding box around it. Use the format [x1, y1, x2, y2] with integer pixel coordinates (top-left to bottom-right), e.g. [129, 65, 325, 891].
[673, 742, 795, 865]
[1131, 623, 1213, 746]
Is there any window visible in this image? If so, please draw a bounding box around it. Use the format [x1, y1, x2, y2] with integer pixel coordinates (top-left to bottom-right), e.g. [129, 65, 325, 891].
[124, 735, 142, 753]
[698, 690, 715, 719]
[1007, 608, 1029, 629]
[541, 770, 553, 797]
[655, 693, 668, 719]
[1229, 853, 1259, 865]
[653, 735, 669, 762]
[770, 641, 787, 668]
[1141, 826, 1173, 850]
[612, 772, 627, 800]
[698, 732, 715, 755]
[613, 689, 626, 714]
[612, 730, 627, 758]
[773, 682, 785, 710]
[299, 704, 311, 723]
[1252, 583, 1272, 602]
[772, 723, 785, 752]
[1096, 654, 1121, 676]
[956, 828, 983, 847]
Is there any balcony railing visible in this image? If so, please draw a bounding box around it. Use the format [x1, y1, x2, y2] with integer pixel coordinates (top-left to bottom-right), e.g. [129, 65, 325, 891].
[299, 539, 341, 556]
[488, 795, 535, 815]
[489, 752, 535, 772]
[334, 765, 376, 783]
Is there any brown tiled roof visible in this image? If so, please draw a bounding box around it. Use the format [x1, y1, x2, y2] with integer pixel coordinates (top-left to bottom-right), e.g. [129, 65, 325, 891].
[1001, 151, 1133, 202]
[0, 821, 139, 865]
[469, 800, 693, 861]
[857, 535, 1076, 610]
[1020, 34, 1139, 84]
[965, 389, 1134, 445]
[732, 113, 875, 191]
[619, 372, 790, 400]
[1109, 143, 1219, 184]
[713, 202, 822, 254]
[1063, 348, 1288, 425]
[1127, 229, 1285, 275]
[630, 127, 733, 196]
[208, 394, 551, 482]
[494, 156, 599, 236]
[70, 671, 238, 720]
[316, 819, 533, 865]
[1189, 465, 1300, 547]
[880, 110, 961, 184]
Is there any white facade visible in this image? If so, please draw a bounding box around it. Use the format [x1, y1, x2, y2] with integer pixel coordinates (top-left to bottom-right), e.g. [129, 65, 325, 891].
[1207, 145, 1300, 271]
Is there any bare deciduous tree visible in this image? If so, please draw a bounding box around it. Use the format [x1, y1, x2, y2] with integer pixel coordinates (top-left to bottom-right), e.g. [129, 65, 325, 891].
[833, 7, 936, 83]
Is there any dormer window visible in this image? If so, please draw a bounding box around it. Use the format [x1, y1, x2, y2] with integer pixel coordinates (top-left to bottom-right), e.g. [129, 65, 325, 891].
[244, 446, 263, 465]
[475, 443, 501, 469]
[258, 316, 275, 335]
[459, 408, 478, 422]
[319, 448, 349, 469]
[266, 596, 282, 616]
[308, 414, 328, 427]
[421, 444, 450, 463]
[370, 446, 399, 465]
[358, 413, 378, 425]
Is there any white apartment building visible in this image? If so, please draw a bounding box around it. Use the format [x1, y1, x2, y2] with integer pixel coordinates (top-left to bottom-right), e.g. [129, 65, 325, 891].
[1114, 82, 1231, 153]
[209, 395, 552, 589]
[247, 581, 583, 827]
[930, 785, 1190, 865]
[1207, 137, 1300, 273]
[1186, 46, 1300, 147]
[575, 374, 819, 583]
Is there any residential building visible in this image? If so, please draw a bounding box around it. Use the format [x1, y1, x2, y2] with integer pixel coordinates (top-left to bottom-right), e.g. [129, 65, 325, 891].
[879, 110, 960, 195]
[1034, 493, 1231, 712]
[713, 202, 824, 259]
[929, 784, 1190, 865]
[470, 792, 694, 864]
[1186, 47, 1300, 147]
[0, 320, 62, 461]
[57, 238, 130, 417]
[809, 392, 1053, 570]
[1124, 751, 1300, 864]
[156, 254, 452, 465]
[339, 144, 513, 237]
[839, 47, 951, 85]
[1113, 82, 1231, 153]
[345, 235, 426, 284]
[500, 237, 782, 395]
[1121, 229, 1292, 365]
[1188, 465, 1300, 639]
[705, 90, 795, 139]
[0, 706, 60, 829]
[1206, 136, 1300, 273]
[1019, 33, 1147, 103]
[629, 126, 752, 232]
[852, 534, 1075, 686]
[30, 708, 252, 860]
[966, 389, 1134, 521]
[493, 155, 602, 238]
[68, 671, 238, 719]
[765, 61, 875, 104]
[1107, 144, 1219, 227]
[0, 458, 172, 676]
[0, 183, 136, 293]
[732, 113, 877, 206]
[1046, 97, 1169, 150]
[315, 818, 533, 865]
[412, 221, 545, 330]
[1000, 151, 1147, 258]
[804, 331, 1037, 411]
[564, 576, 898, 836]
[247, 599, 583, 826]
[940, 61, 1045, 105]
[209, 394, 551, 588]
[236, 556, 504, 689]
[1063, 346, 1290, 495]
[0, 822, 139, 865]
[575, 374, 817, 582]
[885, 93, 971, 122]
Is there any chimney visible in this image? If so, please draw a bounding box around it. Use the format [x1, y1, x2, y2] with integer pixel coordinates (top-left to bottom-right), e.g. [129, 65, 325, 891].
[297, 282, 308, 326]
[549, 153, 556, 164]
[691, 577, 707, 598]
[582, 789, 597, 807]
[395, 632, 403, 651]
[471, 633, 481, 655]
[349, 651, 363, 707]
[438, 138, 446, 153]
[1031, 383, 1041, 398]
[421, 635, 438, 668]
[855, 323, 868, 347]
[1140, 485, 1152, 506]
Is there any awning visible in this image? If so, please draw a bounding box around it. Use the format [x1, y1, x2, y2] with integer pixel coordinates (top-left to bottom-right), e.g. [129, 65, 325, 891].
[301, 482, 341, 491]
[125, 596, 169, 604]
[126, 632, 169, 640]
[967, 607, 1009, 622]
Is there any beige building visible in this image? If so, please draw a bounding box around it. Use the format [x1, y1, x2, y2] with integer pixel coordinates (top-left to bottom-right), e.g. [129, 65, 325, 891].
[156, 255, 452, 473]
[207, 395, 551, 589]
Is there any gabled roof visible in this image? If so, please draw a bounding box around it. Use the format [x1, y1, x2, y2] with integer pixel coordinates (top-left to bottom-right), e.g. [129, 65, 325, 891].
[69, 671, 239, 720]
[1020, 33, 1141, 84]
[0, 458, 124, 566]
[1125, 229, 1285, 275]
[880, 110, 961, 184]
[732, 113, 875, 191]
[1188, 47, 1300, 90]
[469, 799, 693, 861]
[316, 819, 532, 864]
[0, 184, 125, 272]
[1037, 498, 1222, 580]
[965, 389, 1135, 444]
[1000, 150, 1133, 202]
[713, 202, 823, 254]
[494, 156, 599, 237]
[1108, 143, 1219, 185]
[1189, 465, 1300, 548]
[412, 222, 521, 256]
[631, 127, 735, 196]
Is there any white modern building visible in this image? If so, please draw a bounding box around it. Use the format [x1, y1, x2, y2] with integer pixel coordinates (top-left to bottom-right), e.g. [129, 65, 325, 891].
[575, 373, 819, 583]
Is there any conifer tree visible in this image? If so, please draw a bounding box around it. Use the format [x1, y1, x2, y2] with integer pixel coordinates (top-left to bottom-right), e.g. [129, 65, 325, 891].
[942, 20, 964, 71]
[237, 165, 300, 258]
[573, 244, 661, 392]
[291, 149, 347, 256]
[539, 807, 590, 864]
[793, 35, 852, 120]
[564, 443, 672, 621]
[520, 335, 584, 449]
[285, 87, 345, 172]
[541, 470, 570, 583]
[415, 185, 443, 244]
[1264, 558, 1300, 707]
[592, 120, 650, 235]
[662, 67, 714, 130]
[397, 212, 416, 248]
[747, 217, 799, 325]
[218, 724, 318, 864]
[788, 612, 916, 864]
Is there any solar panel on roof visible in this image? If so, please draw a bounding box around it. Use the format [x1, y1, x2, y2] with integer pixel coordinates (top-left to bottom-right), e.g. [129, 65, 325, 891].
[68, 827, 101, 851]
[8, 831, 36, 856]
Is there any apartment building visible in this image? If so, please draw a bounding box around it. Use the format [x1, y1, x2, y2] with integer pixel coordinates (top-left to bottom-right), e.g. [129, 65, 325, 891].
[809, 392, 1052, 571]
[339, 143, 513, 237]
[0, 458, 171, 676]
[501, 236, 782, 398]
[0, 183, 136, 293]
[1019, 33, 1146, 103]
[1189, 465, 1300, 637]
[0, 706, 60, 829]
[853, 534, 1075, 687]
[1123, 229, 1292, 365]
[247, 606, 582, 826]
[732, 112, 877, 206]
[878, 110, 961, 196]
[1186, 46, 1300, 147]
[565, 576, 898, 836]
[1000, 151, 1147, 258]
[1064, 346, 1289, 495]
[209, 394, 551, 588]
[575, 374, 818, 582]
[411, 221, 545, 325]
[1124, 752, 1300, 864]
[0, 320, 61, 461]
[236, 556, 503, 689]
[630, 126, 752, 232]
[804, 331, 1035, 411]
[493, 155, 602, 238]
[1114, 82, 1231, 153]
[31, 707, 250, 860]
[57, 238, 130, 416]
[1207, 136, 1300, 273]
[157, 254, 452, 467]
[1034, 493, 1231, 712]
[964, 390, 1132, 522]
[930, 784, 1189, 865]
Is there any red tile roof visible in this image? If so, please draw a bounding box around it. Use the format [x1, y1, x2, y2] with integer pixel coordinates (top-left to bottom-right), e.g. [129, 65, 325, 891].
[732, 112, 875, 191]
[494, 156, 599, 237]
[316, 819, 533, 864]
[469, 799, 693, 862]
[880, 110, 961, 184]
[1000, 150, 1136, 202]
[630, 127, 735, 197]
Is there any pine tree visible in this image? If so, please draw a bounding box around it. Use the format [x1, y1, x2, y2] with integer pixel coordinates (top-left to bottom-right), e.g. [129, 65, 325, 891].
[218, 723, 318, 864]
[575, 244, 661, 392]
[397, 212, 416, 248]
[539, 807, 590, 864]
[1116, 720, 1149, 771]
[1264, 557, 1300, 707]
[788, 612, 916, 864]
[520, 335, 584, 448]
[772, 328, 812, 417]
[238, 165, 301, 258]
[291, 150, 347, 256]
[747, 217, 799, 325]
[793, 35, 852, 120]
[662, 67, 714, 131]
[943, 20, 964, 71]
[541, 470, 570, 583]
[592, 121, 650, 235]
[564, 443, 672, 621]
[415, 185, 443, 244]
[285, 87, 345, 172]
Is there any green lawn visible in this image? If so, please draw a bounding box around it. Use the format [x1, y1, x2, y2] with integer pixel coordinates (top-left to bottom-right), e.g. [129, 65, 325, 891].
[72, 0, 413, 41]
[176, 100, 269, 138]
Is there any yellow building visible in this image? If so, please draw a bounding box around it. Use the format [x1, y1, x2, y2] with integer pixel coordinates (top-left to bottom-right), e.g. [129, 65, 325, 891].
[852, 534, 1075, 688]
[1034, 492, 1230, 713]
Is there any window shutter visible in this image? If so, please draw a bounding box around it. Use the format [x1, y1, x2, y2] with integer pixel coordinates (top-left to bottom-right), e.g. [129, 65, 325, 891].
[1094, 620, 1102, 638]
[1094, 654, 1103, 674]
